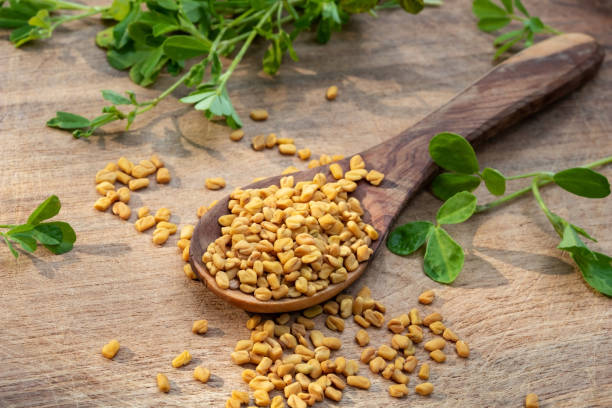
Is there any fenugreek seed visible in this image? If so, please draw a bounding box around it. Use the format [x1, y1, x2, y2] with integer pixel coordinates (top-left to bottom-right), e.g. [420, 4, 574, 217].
[101, 339, 120, 359]
[156, 373, 170, 393]
[347, 375, 370, 389]
[325, 85, 338, 101]
[355, 329, 369, 346]
[392, 369, 409, 385]
[115, 170, 132, 185]
[137, 206, 149, 219]
[235, 340, 254, 351]
[231, 390, 249, 404]
[104, 162, 116, 172]
[323, 301, 339, 315]
[403, 356, 418, 373]
[184, 264, 197, 279]
[325, 316, 344, 332]
[429, 349, 446, 363]
[154, 208, 171, 223]
[278, 144, 297, 155]
[352, 296, 364, 315]
[182, 245, 190, 262]
[95, 169, 117, 184]
[129, 178, 149, 191]
[284, 381, 301, 397]
[105, 190, 119, 204]
[205, 177, 226, 190]
[254, 287, 272, 301]
[365, 169, 385, 186]
[525, 393, 539, 408]
[134, 215, 155, 232]
[94, 197, 112, 211]
[232, 350, 251, 365]
[442, 327, 459, 342]
[194, 366, 211, 383]
[354, 315, 370, 328]
[303, 305, 322, 318]
[266, 133, 277, 148]
[349, 154, 365, 170]
[96, 181, 115, 196]
[423, 312, 442, 326]
[287, 394, 305, 408]
[152, 228, 170, 245]
[322, 337, 341, 350]
[297, 148, 311, 160]
[252, 134, 266, 151]
[253, 389, 270, 406]
[418, 289, 435, 304]
[192, 319, 208, 334]
[281, 166, 298, 175]
[334, 357, 346, 375]
[424, 337, 446, 352]
[156, 221, 177, 234]
[172, 350, 191, 368]
[307, 159, 320, 169]
[456, 340, 470, 358]
[242, 369, 257, 383]
[230, 129, 244, 141]
[117, 187, 130, 203]
[131, 165, 154, 179]
[179, 225, 194, 240]
[250, 109, 269, 121]
[156, 167, 171, 184]
[378, 345, 397, 360]
[418, 363, 429, 380]
[117, 157, 134, 174]
[327, 373, 345, 390]
[360, 347, 376, 364]
[363, 309, 384, 328]
[328, 163, 343, 180]
[276, 313, 290, 325]
[391, 335, 411, 350]
[429, 321, 446, 335]
[308, 382, 323, 402]
[407, 325, 424, 343]
[257, 357, 273, 374]
[324, 386, 342, 402]
[319, 154, 332, 165]
[409, 308, 422, 325]
[415, 382, 434, 396]
[389, 383, 409, 398]
[387, 318, 404, 334]
[382, 364, 394, 380]
[369, 356, 386, 374]
[344, 169, 367, 181]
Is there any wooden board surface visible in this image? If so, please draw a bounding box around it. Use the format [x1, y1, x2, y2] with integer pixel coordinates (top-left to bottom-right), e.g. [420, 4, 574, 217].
[0, 1, 610, 407]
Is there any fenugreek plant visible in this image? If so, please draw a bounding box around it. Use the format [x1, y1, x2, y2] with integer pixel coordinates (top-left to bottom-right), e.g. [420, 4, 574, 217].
[472, 0, 561, 59]
[1, 195, 76, 258]
[387, 132, 612, 296]
[1, 0, 438, 136]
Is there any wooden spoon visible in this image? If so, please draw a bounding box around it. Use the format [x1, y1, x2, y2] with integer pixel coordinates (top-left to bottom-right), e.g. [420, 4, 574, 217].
[190, 33, 603, 313]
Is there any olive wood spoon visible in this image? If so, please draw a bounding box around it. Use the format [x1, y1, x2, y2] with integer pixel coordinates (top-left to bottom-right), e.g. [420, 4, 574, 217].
[190, 33, 604, 313]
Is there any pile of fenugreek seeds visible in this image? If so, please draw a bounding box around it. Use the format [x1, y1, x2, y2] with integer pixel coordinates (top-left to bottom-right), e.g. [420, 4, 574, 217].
[199, 154, 385, 300]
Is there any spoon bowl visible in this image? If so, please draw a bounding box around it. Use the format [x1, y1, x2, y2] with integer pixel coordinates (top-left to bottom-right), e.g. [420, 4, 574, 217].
[190, 33, 603, 313]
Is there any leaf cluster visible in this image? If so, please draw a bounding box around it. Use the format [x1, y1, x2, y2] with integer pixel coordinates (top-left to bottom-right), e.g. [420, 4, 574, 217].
[1, 195, 76, 258]
[472, 0, 561, 59]
[388, 132, 612, 296]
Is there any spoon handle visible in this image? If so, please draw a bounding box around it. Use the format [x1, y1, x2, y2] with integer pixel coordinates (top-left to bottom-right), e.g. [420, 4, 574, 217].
[360, 33, 603, 222]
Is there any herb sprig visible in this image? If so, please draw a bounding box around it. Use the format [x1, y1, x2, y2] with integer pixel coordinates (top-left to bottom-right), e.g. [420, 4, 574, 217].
[472, 0, 561, 60]
[387, 132, 612, 296]
[2, 0, 435, 137]
[1, 195, 76, 258]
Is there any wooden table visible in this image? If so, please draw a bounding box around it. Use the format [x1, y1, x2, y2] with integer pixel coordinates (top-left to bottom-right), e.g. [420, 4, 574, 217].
[1, 1, 610, 406]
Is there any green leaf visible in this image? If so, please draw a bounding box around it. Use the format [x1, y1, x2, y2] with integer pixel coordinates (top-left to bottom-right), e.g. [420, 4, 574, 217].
[41, 221, 76, 255]
[571, 250, 612, 296]
[423, 226, 464, 284]
[558, 224, 591, 255]
[525, 16, 544, 33]
[340, 0, 377, 14]
[569, 223, 597, 242]
[431, 173, 481, 201]
[102, 0, 130, 21]
[493, 29, 524, 45]
[494, 35, 523, 59]
[436, 191, 478, 225]
[31, 223, 62, 245]
[47, 112, 91, 130]
[482, 167, 506, 196]
[9, 233, 37, 253]
[162, 35, 210, 60]
[500, 0, 513, 12]
[3, 235, 19, 258]
[387, 221, 434, 256]
[553, 168, 610, 199]
[429, 132, 479, 174]
[398, 0, 424, 14]
[180, 90, 215, 104]
[27, 195, 61, 225]
[0, 8, 34, 28]
[477, 16, 511, 32]
[101, 90, 131, 105]
[27, 8, 49, 28]
[96, 26, 115, 48]
[514, 0, 530, 17]
[472, 0, 508, 19]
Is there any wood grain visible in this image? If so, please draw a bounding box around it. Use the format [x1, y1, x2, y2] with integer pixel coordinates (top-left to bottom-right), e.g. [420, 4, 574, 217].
[190, 33, 603, 313]
[0, 1, 611, 407]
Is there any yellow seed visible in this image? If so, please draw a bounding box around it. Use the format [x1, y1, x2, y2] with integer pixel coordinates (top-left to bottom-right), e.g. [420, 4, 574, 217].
[156, 373, 170, 393]
[307, 159, 320, 169]
[137, 206, 150, 218]
[355, 329, 369, 346]
[346, 375, 370, 389]
[232, 350, 251, 365]
[442, 327, 459, 342]
[95, 169, 117, 184]
[253, 389, 270, 406]
[96, 181, 115, 196]
[365, 169, 384, 186]
[131, 164, 155, 178]
[325, 316, 345, 332]
[303, 305, 323, 318]
[418, 289, 435, 304]
[415, 382, 434, 396]
[276, 137, 294, 145]
[391, 334, 411, 350]
[344, 169, 367, 181]
[418, 363, 429, 380]
[329, 163, 343, 180]
[429, 321, 446, 335]
[205, 177, 226, 190]
[192, 319, 208, 334]
[369, 356, 386, 374]
[281, 166, 298, 175]
[101, 339, 120, 359]
[349, 154, 365, 170]
[322, 337, 341, 350]
[156, 167, 171, 184]
[409, 308, 422, 325]
[232, 390, 250, 404]
[326, 85, 338, 101]
[250, 109, 269, 121]
[389, 383, 409, 398]
[354, 315, 370, 328]
[115, 170, 132, 185]
[94, 197, 112, 211]
[134, 215, 155, 233]
[297, 148, 311, 160]
[404, 356, 418, 373]
[180, 225, 194, 240]
[230, 129, 244, 141]
[117, 187, 130, 203]
[104, 161, 117, 171]
[112, 202, 131, 220]
[265, 133, 277, 148]
[363, 309, 384, 328]
[117, 157, 134, 174]
[423, 312, 442, 326]
[424, 337, 446, 352]
[324, 386, 342, 402]
[184, 264, 197, 279]
[456, 340, 470, 358]
[279, 144, 297, 155]
[172, 350, 191, 368]
[128, 178, 149, 191]
[252, 134, 266, 151]
[193, 366, 211, 383]
[429, 349, 446, 363]
[150, 154, 164, 168]
[525, 393, 539, 408]
[106, 190, 119, 204]
[154, 207, 171, 223]
[360, 347, 376, 364]
[152, 228, 170, 245]
[378, 345, 398, 361]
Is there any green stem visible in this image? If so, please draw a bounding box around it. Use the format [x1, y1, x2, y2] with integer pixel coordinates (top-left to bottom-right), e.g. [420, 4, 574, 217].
[505, 171, 552, 180]
[530, 176, 552, 216]
[50, 7, 106, 31]
[54, 0, 92, 11]
[475, 155, 612, 213]
[0, 225, 15, 229]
